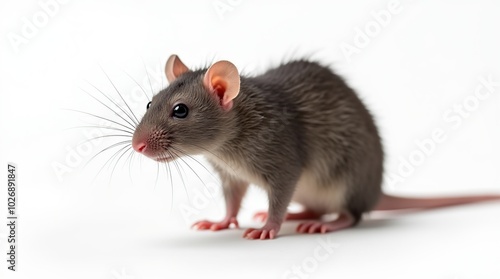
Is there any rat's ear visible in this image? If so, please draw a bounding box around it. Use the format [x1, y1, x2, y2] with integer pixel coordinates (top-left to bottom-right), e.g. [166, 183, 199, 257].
[203, 60, 240, 111]
[165, 54, 189, 83]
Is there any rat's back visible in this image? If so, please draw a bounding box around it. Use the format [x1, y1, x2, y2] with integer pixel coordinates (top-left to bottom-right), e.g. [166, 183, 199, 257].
[255, 60, 384, 219]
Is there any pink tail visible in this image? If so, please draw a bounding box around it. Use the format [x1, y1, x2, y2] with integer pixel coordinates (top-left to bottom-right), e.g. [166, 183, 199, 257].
[374, 193, 500, 211]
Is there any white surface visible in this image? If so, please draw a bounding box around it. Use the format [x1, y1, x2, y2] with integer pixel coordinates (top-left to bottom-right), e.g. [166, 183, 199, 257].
[1, 0, 500, 278]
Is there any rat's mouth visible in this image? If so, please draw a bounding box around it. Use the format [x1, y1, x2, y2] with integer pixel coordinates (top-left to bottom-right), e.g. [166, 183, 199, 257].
[154, 154, 173, 163]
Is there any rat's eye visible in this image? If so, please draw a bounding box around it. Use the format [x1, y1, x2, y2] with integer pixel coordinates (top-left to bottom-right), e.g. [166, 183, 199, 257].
[146, 101, 152, 109]
[172, 104, 189, 118]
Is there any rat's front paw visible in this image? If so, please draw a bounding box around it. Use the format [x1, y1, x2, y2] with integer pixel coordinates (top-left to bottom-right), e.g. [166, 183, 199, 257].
[243, 223, 281, 240]
[191, 217, 239, 231]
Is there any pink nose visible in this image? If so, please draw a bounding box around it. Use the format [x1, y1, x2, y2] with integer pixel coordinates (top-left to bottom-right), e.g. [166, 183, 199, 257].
[133, 142, 147, 153]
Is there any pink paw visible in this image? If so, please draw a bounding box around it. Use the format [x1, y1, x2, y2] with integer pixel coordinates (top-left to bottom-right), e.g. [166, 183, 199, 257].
[297, 221, 333, 234]
[243, 223, 280, 240]
[296, 215, 354, 234]
[192, 217, 238, 231]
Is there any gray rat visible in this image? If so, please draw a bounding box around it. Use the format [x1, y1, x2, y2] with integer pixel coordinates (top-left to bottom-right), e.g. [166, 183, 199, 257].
[131, 54, 500, 240]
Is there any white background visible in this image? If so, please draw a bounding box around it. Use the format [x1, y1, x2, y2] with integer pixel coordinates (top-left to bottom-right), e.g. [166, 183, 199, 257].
[1, 0, 500, 278]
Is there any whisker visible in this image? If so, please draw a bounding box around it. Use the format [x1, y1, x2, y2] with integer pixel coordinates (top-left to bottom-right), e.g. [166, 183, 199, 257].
[77, 134, 132, 147]
[169, 148, 217, 201]
[155, 152, 176, 212]
[161, 158, 174, 213]
[63, 109, 135, 132]
[125, 146, 136, 184]
[181, 142, 236, 174]
[91, 143, 131, 185]
[79, 86, 137, 130]
[166, 155, 175, 214]
[166, 150, 189, 200]
[139, 153, 144, 171]
[83, 140, 132, 169]
[154, 161, 160, 190]
[142, 58, 155, 97]
[124, 71, 151, 102]
[108, 145, 133, 186]
[65, 125, 133, 135]
[171, 146, 221, 184]
[99, 65, 140, 125]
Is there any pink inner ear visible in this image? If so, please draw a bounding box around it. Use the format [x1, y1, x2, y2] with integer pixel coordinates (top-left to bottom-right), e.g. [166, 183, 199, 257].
[203, 60, 240, 111]
[212, 77, 227, 102]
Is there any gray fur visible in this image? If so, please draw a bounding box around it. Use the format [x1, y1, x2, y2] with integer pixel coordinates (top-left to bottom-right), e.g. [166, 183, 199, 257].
[135, 59, 384, 226]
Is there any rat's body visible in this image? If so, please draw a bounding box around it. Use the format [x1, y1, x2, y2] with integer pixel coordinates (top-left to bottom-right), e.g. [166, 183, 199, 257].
[132, 55, 500, 239]
[206, 60, 383, 224]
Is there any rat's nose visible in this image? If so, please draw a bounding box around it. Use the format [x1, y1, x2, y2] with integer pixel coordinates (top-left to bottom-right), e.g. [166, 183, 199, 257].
[133, 141, 147, 153]
[132, 129, 151, 154]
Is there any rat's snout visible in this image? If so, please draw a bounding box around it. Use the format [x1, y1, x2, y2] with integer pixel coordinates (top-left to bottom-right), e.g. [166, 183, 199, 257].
[132, 133, 148, 153]
[132, 127, 173, 162]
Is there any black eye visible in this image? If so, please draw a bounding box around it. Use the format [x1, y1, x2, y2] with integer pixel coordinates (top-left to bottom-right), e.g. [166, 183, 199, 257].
[146, 102, 152, 109]
[172, 104, 189, 118]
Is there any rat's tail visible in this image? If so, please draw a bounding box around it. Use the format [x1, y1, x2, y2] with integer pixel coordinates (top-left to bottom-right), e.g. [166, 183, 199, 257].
[374, 193, 500, 211]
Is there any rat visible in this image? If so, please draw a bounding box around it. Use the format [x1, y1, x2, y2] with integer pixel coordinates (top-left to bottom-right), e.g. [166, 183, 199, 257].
[131, 54, 500, 240]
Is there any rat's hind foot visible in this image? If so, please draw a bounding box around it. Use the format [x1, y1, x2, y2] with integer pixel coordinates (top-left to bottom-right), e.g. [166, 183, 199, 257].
[296, 213, 354, 234]
[243, 222, 281, 240]
[253, 210, 321, 222]
[192, 217, 239, 231]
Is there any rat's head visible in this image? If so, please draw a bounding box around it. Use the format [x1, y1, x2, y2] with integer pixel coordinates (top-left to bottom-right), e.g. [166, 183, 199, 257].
[132, 55, 240, 162]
